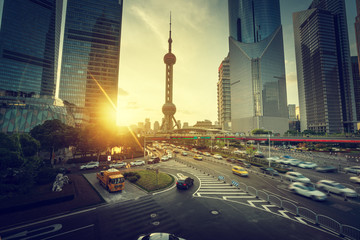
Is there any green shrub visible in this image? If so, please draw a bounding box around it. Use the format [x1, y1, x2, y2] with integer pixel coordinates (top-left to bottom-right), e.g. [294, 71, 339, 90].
[35, 167, 58, 185]
[127, 176, 139, 183]
[124, 171, 141, 182]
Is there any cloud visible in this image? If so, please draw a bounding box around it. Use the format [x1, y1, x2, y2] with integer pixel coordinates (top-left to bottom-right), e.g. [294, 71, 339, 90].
[118, 88, 129, 96]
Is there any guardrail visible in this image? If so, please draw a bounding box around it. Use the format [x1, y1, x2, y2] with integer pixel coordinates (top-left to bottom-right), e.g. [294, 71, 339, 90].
[174, 157, 360, 239]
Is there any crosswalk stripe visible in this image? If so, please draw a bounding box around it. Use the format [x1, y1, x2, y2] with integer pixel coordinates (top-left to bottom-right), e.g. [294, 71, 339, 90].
[200, 186, 239, 189]
[223, 195, 255, 199]
[198, 188, 240, 192]
[197, 192, 248, 195]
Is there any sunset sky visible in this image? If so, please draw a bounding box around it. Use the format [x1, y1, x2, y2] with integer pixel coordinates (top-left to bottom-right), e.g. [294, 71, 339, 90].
[117, 0, 357, 127]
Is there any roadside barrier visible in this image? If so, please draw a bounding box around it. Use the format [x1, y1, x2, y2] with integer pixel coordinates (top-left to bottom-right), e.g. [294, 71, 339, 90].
[174, 156, 360, 239]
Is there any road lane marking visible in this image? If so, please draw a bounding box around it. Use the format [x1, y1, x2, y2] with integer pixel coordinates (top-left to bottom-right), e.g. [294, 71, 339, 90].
[198, 188, 240, 192]
[41, 224, 94, 240]
[247, 200, 266, 207]
[3, 224, 62, 240]
[262, 205, 277, 212]
[223, 196, 256, 199]
[295, 217, 308, 225]
[278, 210, 290, 219]
[0, 208, 97, 233]
[197, 192, 247, 195]
[261, 189, 299, 204]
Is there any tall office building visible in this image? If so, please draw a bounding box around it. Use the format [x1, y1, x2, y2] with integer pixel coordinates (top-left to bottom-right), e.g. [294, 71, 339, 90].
[217, 54, 231, 131]
[0, 0, 74, 133]
[351, 56, 360, 123]
[288, 104, 296, 121]
[293, 0, 356, 133]
[228, 0, 288, 135]
[356, 0, 360, 74]
[58, 0, 123, 125]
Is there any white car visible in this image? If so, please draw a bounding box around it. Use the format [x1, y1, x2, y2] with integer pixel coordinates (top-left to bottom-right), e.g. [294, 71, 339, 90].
[288, 159, 303, 166]
[130, 160, 145, 166]
[167, 154, 173, 159]
[109, 162, 127, 168]
[285, 172, 311, 183]
[316, 180, 357, 197]
[213, 154, 223, 159]
[203, 152, 211, 156]
[298, 162, 318, 169]
[161, 155, 169, 161]
[281, 158, 294, 165]
[182, 152, 188, 156]
[137, 233, 185, 240]
[288, 182, 327, 201]
[80, 161, 99, 170]
[344, 166, 360, 174]
[350, 176, 360, 183]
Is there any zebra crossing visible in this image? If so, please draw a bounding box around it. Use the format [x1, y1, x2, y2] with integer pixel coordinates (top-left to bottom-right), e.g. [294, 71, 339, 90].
[97, 195, 182, 240]
[160, 160, 314, 227]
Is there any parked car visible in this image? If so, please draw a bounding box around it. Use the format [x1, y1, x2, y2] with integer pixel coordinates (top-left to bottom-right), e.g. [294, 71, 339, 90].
[194, 155, 203, 161]
[137, 233, 185, 240]
[161, 155, 169, 161]
[148, 157, 160, 164]
[260, 167, 279, 176]
[276, 164, 293, 172]
[316, 180, 357, 197]
[285, 172, 311, 183]
[213, 154, 223, 159]
[298, 162, 318, 169]
[255, 152, 265, 158]
[80, 161, 99, 170]
[350, 176, 360, 183]
[315, 166, 337, 173]
[109, 161, 127, 168]
[130, 160, 145, 166]
[232, 166, 248, 177]
[237, 160, 251, 168]
[344, 166, 360, 174]
[288, 182, 327, 201]
[203, 152, 211, 156]
[176, 176, 194, 190]
[288, 159, 303, 166]
[56, 167, 71, 174]
[182, 152, 188, 156]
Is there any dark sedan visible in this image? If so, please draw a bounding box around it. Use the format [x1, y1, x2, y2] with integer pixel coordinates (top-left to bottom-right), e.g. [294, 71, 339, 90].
[315, 166, 337, 173]
[260, 167, 279, 176]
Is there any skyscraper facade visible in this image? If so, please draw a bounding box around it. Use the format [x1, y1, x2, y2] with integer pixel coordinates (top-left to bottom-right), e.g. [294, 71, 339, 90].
[356, 0, 360, 74]
[228, 0, 288, 134]
[58, 0, 123, 125]
[217, 54, 231, 131]
[0, 0, 74, 133]
[351, 56, 360, 122]
[293, 0, 357, 133]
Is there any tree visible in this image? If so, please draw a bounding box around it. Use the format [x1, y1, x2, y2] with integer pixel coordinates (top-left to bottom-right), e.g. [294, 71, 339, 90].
[251, 129, 272, 135]
[30, 119, 76, 163]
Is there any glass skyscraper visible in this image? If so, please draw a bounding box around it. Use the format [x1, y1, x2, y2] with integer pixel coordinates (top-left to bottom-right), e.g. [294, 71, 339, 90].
[217, 54, 231, 131]
[228, 0, 288, 134]
[0, 0, 74, 133]
[58, 0, 123, 125]
[293, 0, 357, 133]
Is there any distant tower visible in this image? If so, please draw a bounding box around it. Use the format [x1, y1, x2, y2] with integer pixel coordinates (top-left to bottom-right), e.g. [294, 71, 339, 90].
[161, 13, 180, 132]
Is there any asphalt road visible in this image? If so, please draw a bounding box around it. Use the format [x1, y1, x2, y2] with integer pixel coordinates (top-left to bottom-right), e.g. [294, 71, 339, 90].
[0, 160, 345, 240]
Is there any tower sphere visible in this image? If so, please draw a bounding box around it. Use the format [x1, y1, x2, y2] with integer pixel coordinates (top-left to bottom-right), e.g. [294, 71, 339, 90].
[162, 102, 176, 115]
[164, 52, 176, 65]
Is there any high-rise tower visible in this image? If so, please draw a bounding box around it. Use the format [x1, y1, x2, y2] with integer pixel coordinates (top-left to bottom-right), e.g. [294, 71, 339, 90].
[228, 0, 288, 134]
[161, 14, 180, 132]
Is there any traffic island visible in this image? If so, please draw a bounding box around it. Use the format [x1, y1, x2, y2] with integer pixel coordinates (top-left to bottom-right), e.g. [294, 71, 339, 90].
[127, 169, 174, 193]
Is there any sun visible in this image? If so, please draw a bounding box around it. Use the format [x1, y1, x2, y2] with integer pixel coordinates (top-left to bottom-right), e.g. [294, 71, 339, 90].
[116, 104, 133, 126]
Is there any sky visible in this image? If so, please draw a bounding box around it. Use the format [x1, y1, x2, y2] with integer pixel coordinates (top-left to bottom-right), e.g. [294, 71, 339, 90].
[118, 0, 358, 127]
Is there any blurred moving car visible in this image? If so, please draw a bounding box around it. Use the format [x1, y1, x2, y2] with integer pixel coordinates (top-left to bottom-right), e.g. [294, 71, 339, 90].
[130, 160, 145, 166]
[298, 162, 318, 169]
[182, 152, 188, 156]
[194, 155, 203, 161]
[203, 152, 211, 156]
[288, 182, 327, 201]
[316, 180, 357, 197]
[137, 233, 185, 240]
[344, 166, 360, 174]
[237, 160, 251, 168]
[176, 176, 194, 190]
[350, 176, 360, 183]
[109, 161, 127, 168]
[315, 166, 337, 173]
[213, 154, 223, 159]
[260, 167, 279, 176]
[285, 172, 311, 183]
[161, 156, 169, 161]
[232, 166, 248, 177]
[80, 161, 99, 170]
[56, 167, 71, 174]
[288, 159, 303, 166]
[148, 157, 160, 164]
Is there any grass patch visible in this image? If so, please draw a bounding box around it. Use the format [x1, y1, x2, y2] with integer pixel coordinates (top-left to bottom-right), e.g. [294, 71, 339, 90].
[131, 170, 174, 192]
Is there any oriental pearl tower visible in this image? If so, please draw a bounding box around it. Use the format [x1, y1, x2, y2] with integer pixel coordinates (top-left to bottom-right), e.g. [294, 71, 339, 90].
[161, 14, 180, 132]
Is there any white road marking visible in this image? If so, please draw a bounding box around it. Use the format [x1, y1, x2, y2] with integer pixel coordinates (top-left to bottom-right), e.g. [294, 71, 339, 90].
[295, 217, 308, 225]
[223, 196, 227, 200]
[262, 205, 277, 212]
[197, 192, 246, 195]
[278, 210, 290, 219]
[223, 196, 256, 199]
[41, 224, 94, 240]
[197, 193, 201, 196]
[198, 188, 240, 192]
[247, 200, 266, 207]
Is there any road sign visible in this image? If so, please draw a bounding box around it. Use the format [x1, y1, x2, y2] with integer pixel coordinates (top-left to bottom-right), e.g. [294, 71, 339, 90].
[107, 155, 111, 161]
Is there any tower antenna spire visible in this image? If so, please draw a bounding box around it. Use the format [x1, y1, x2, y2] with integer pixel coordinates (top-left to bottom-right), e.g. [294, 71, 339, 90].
[168, 11, 172, 53]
